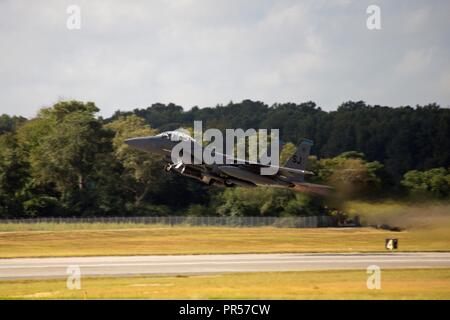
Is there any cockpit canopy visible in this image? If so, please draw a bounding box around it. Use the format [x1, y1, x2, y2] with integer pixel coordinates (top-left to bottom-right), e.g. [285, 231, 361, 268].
[156, 131, 195, 142]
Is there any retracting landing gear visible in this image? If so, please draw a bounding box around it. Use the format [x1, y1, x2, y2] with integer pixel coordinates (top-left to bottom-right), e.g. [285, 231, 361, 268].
[165, 161, 183, 172]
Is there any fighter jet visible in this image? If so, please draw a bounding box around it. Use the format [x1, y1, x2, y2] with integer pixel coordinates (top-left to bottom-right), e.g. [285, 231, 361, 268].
[124, 131, 332, 196]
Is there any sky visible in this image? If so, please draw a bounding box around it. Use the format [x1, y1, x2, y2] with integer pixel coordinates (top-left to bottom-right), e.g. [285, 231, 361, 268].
[1, 0, 449, 118]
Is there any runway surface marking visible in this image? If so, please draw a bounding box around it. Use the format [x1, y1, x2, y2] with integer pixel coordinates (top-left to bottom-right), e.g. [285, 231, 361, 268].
[1, 253, 449, 280]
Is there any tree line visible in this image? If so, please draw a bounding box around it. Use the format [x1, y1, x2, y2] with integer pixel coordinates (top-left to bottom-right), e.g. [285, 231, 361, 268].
[1, 100, 449, 218]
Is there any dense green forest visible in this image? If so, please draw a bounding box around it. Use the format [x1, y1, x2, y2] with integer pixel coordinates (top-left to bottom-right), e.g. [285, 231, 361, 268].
[1, 100, 449, 218]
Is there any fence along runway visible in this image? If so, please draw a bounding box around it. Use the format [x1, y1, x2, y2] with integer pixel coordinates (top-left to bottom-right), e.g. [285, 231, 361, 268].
[0, 215, 338, 228]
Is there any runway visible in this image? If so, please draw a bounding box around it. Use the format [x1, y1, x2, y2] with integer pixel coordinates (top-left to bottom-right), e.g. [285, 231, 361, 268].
[1, 252, 450, 280]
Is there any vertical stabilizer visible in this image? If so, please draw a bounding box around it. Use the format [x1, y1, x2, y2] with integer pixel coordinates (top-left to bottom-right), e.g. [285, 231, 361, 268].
[284, 138, 313, 171]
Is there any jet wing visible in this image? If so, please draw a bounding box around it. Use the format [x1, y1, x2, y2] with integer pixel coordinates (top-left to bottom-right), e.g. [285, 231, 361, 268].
[221, 154, 315, 176]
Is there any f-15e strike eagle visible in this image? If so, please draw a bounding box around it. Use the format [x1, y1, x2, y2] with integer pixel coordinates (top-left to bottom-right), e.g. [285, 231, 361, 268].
[124, 131, 332, 196]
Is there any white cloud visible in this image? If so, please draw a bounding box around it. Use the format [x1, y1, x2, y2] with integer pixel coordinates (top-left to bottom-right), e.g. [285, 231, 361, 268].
[403, 6, 431, 33]
[439, 71, 450, 100]
[395, 49, 434, 75]
[0, 0, 449, 118]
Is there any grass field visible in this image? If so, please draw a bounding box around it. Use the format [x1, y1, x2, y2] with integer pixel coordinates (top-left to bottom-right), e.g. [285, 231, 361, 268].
[0, 224, 449, 258]
[1, 268, 449, 299]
